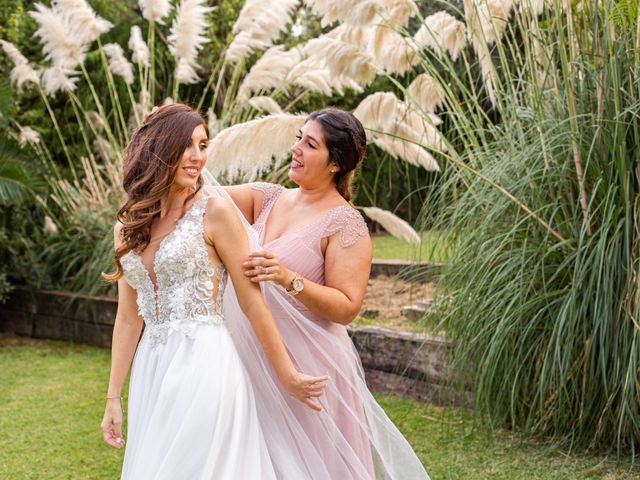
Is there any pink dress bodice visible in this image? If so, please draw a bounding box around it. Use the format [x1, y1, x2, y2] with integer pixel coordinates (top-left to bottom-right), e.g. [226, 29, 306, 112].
[251, 182, 368, 283]
[251, 182, 368, 324]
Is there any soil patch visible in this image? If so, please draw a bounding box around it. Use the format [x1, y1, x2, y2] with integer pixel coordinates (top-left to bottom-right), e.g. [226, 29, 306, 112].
[358, 275, 437, 331]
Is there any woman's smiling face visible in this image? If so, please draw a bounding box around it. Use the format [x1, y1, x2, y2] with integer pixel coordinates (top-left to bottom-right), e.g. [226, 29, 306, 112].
[172, 124, 208, 189]
[288, 120, 336, 188]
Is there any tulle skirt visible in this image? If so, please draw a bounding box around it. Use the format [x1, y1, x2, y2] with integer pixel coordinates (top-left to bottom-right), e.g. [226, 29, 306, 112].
[120, 322, 276, 480]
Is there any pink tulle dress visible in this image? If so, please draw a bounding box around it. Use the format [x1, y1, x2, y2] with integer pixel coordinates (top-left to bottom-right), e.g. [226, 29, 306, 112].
[217, 179, 429, 479]
[251, 183, 374, 478]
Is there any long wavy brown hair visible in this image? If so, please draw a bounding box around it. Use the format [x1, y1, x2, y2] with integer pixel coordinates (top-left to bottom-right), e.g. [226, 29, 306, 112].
[103, 103, 208, 282]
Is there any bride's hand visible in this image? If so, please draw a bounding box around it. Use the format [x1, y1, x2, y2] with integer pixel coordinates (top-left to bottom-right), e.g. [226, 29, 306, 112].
[282, 371, 329, 412]
[101, 398, 125, 448]
[243, 251, 294, 289]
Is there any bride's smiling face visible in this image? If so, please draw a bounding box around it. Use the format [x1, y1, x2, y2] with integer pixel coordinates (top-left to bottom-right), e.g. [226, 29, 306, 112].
[173, 124, 208, 189]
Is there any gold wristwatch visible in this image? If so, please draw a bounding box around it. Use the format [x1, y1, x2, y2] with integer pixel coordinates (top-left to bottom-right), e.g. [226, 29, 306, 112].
[285, 273, 304, 296]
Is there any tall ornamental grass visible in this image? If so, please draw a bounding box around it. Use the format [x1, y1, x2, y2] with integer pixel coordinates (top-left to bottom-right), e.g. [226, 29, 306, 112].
[416, 1, 640, 456]
[3, 0, 449, 295]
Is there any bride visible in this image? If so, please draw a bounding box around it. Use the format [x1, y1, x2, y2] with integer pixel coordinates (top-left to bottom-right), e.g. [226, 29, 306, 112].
[100, 103, 327, 479]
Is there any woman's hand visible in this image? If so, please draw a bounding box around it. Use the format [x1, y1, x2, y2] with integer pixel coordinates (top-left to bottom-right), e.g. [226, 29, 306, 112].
[243, 251, 295, 289]
[281, 371, 329, 412]
[101, 398, 125, 448]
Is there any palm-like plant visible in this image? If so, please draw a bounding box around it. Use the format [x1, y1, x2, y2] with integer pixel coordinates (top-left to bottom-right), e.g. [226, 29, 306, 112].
[0, 140, 42, 206]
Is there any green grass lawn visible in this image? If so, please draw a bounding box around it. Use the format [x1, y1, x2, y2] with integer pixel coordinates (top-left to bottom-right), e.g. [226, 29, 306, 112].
[0, 334, 637, 479]
[371, 231, 453, 261]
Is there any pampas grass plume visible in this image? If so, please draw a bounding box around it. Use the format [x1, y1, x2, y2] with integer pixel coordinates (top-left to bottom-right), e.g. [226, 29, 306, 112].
[371, 27, 417, 75]
[43, 216, 59, 236]
[138, 0, 172, 24]
[362, 207, 421, 244]
[53, 0, 112, 46]
[465, 0, 513, 46]
[86, 111, 106, 131]
[405, 74, 445, 113]
[0, 40, 40, 90]
[325, 38, 376, 86]
[175, 57, 200, 84]
[237, 46, 302, 100]
[353, 91, 401, 132]
[207, 108, 220, 138]
[416, 11, 467, 61]
[103, 43, 134, 85]
[18, 126, 41, 147]
[378, 0, 417, 27]
[307, 0, 379, 27]
[226, 0, 299, 63]
[168, 0, 213, 84]
[248, 96, 283, 114]
[354, 92, 442, 171]
[93, 136, 113, 162]
[128, 26, 150, 67]
[207, 113, 305, 181]
[42, 67, 79, 96]
[30, 3, 86, 69]
[373, 134, 440, 171]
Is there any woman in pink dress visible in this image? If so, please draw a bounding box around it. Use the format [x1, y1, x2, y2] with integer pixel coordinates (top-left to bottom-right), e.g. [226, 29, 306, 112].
[222, 108, 430, 479]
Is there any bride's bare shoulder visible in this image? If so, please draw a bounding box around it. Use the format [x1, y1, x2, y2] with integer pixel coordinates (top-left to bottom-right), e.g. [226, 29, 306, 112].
[203, 196, 242, 229]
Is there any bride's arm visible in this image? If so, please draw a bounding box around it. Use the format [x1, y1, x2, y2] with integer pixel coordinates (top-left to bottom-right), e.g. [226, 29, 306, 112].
[246, 234, 372, 325]
[101, 222, 144, 448]
[204, 197, 328, 411]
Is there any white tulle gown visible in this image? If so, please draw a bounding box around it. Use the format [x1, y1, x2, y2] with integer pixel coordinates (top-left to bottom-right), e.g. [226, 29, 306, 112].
[118, 197, 275, 480]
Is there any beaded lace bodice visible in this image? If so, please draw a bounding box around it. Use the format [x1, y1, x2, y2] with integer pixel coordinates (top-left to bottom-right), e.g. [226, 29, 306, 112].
[121, 197, 227, 347]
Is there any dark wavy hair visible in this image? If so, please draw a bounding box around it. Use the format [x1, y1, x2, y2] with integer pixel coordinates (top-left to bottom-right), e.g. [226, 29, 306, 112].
[103, 103, 208, 282]
[306, 107, 367, 202]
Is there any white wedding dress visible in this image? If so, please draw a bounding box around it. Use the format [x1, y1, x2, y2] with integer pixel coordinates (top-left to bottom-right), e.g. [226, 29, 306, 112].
[118, 197, 276, 480]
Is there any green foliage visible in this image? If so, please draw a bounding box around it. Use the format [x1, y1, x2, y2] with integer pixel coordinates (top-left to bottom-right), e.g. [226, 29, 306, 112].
[0, 133, 47, 298]
[422, 3, 640, 457]
[1, 204, 54, 291]
[0, 270, 12, 303]
[0, 141, 40, 206]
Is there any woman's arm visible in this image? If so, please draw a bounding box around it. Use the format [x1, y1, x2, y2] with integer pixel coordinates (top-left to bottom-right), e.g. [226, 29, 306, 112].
[204, 197, 327, 411]
[221, 184, 261, 224]
[101, 223, 144, 448]
[245, 234, 372, 325]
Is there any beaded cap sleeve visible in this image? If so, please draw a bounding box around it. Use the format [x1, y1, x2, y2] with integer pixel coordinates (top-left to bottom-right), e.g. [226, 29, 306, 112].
[321, 206, 369, 248]
[251, 182, 285, 223]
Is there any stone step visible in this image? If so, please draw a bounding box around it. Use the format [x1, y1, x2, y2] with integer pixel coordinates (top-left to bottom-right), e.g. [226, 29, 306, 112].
[401, 304, 426, 322]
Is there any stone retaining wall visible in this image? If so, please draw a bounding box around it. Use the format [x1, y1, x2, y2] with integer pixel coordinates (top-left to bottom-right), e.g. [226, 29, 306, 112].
[0, 287, 470, 406]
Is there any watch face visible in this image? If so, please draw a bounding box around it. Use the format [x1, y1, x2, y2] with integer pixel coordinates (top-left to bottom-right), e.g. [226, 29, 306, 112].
[292, 278, 304, 292]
